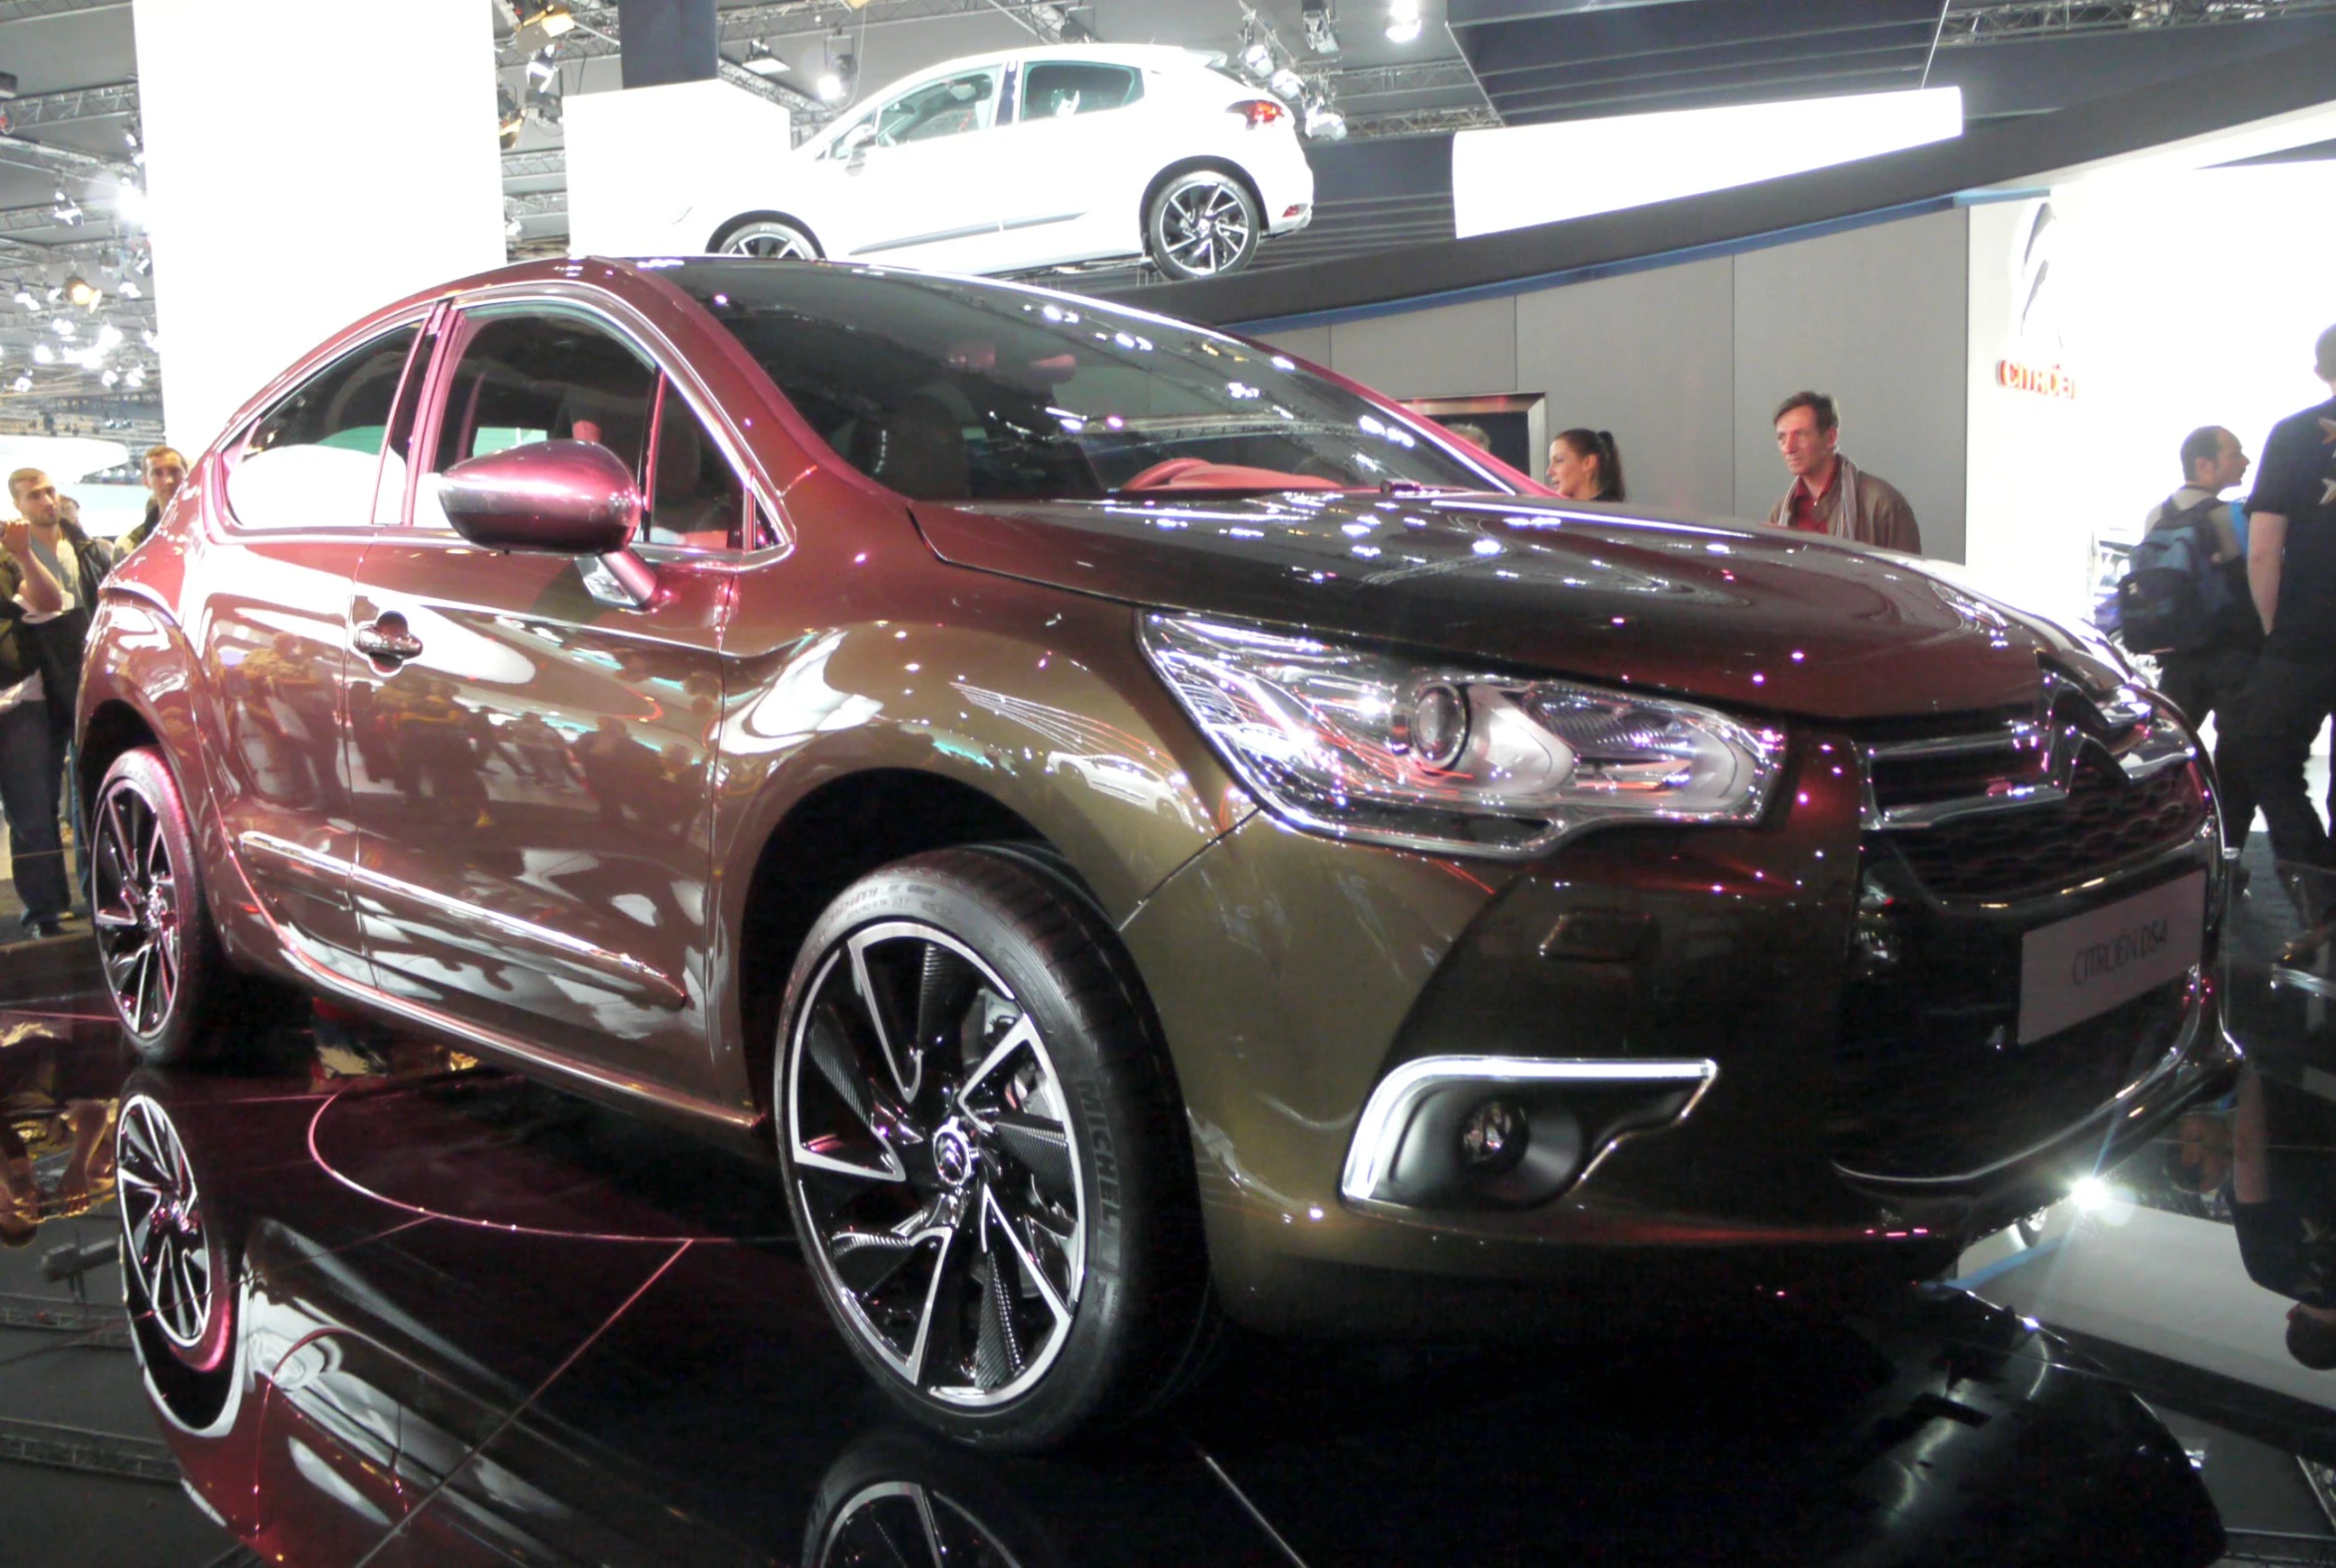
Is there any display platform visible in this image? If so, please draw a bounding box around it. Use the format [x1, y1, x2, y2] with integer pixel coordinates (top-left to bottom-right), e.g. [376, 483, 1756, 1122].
[7, 831, 2336, 1566]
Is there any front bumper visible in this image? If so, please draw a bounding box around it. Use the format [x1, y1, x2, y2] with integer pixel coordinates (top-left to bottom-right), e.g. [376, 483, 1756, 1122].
[1119, 725, 2237, 1335]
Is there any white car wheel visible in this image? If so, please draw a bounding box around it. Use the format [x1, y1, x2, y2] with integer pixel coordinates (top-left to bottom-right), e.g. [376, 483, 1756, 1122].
[1146, 172, 1260, 281]
[717, 218, 822, 260]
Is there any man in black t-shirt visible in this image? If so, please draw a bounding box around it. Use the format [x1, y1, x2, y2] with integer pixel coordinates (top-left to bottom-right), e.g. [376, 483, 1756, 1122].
[2240, 324, 2336, 878]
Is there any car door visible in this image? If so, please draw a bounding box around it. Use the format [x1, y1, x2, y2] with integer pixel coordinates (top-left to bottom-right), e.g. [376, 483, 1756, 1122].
[825, 64, 1008, 269]
[346, 298, 738, 1098]
[974, 58, 1149, 269]
[189, 314, 434, 990]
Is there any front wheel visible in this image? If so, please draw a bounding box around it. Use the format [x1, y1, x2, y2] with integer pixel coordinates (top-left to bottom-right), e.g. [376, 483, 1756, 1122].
[714, 215, 822, 260]
[776, 846, 1209, 1449]
[92, 749, 242, 1064]
[1145, 170, 1261, 280]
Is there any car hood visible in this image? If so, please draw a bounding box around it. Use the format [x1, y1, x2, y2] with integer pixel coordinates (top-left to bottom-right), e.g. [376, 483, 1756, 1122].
[912, 491, 2115, 723]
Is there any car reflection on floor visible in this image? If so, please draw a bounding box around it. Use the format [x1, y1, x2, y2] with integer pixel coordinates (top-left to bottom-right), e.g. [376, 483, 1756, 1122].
[0, 983, 2222, 1566]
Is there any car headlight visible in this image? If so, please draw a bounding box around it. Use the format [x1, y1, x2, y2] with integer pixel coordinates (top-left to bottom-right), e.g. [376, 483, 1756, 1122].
[1140, 613, 1787, 859]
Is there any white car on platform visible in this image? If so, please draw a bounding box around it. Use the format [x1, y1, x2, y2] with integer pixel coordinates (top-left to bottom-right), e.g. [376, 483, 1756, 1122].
[660, 44, 1316, 280]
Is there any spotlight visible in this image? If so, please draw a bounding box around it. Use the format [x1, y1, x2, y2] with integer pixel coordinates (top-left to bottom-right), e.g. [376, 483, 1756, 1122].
[9, 376, 28, 394]
[525, 46, 558, 91]
[10, 283, 33, 309]
[1239, 39, 1273, 78]
[51, 186, 83, 225]
[1268, 67, 1306, 103]
[817, 35, 854, 103]
[518, 1, 573, 37]
[66, 275, 99, 309]
[1302, 0, 1340, 55]
[109, 181, 146, 226]
[1386, 0, 1423, 43]
[101, 368, 118, 388]
[94, 321, 123, 353]
[1302, 100, 1347, 140]
[126, 365, 145, 388]
[32, 343, 53, 365]
[741, 39, 789, 77]
[118, 279, 141, 298]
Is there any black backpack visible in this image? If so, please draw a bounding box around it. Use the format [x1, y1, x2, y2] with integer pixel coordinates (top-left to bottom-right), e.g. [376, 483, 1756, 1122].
[2116, 494, 2232, 656]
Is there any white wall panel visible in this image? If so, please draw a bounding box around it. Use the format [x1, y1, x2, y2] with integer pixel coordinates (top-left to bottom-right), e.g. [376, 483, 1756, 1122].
[1326, 296, 1516, 401]
[1514, 258, 1736, 516]
[564, 79, 793, 256]
[136, 0, 504, 455]
[1732, 209, 1969, 561]
[1453, 90, 1962, 240]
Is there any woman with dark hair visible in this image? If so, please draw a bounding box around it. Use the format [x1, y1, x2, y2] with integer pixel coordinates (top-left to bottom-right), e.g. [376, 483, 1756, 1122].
[1545, 428, 1625, 502]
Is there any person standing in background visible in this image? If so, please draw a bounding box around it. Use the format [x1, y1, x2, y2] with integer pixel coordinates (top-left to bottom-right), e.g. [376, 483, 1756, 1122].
[2142, 425, 2261, 852]
[1442, 421, 1492, 454]
[1546, 429, 1625, 502]
[2240, 325, 2336, 878]
[6, 470, 112, 918]
[121, 445, 186, 551]
[1767, 391, 1921, 553]
[0, 507, 69, 938]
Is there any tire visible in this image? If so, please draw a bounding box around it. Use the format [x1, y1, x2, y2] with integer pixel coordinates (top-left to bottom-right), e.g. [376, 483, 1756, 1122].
[775, 845, 1209, 1450]
[91, 749, 242, 1064]
[1145, 170, 1260, 280]
[713, 214, 822, 260]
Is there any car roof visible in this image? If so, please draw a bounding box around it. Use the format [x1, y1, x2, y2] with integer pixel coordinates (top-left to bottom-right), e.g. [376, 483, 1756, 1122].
[877, 41, 1215, 84]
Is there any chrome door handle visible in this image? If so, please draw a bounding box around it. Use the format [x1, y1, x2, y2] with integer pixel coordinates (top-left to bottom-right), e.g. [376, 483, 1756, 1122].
[353, 615, 423, 665]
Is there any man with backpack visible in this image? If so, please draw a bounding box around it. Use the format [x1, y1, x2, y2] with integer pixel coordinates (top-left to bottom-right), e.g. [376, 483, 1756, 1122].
[2120, 425, 2260, 851]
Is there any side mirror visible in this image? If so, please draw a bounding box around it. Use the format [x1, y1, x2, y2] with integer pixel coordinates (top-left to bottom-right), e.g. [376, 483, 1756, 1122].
[439, 440, 659, 607]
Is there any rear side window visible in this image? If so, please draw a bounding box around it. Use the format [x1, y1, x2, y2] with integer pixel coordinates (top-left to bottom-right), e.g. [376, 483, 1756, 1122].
[224, 325, 421, 531]
[1021, 63, 1140, 119]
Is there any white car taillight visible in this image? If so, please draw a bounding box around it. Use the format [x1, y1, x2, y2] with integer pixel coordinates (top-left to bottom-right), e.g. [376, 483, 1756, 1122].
[1230, 98, 1287, 130]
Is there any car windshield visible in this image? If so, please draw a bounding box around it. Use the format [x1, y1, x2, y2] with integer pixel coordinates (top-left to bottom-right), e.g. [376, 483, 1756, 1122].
[666, 261, 1503, 502]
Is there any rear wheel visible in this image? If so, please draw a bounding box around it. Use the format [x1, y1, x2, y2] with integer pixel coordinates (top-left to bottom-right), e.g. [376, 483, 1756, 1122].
[714, 215, 822, 260]
[91, 749, 243, 1064]
[1145, 170, 1260, 280]
[776, 846, 1209, 1449]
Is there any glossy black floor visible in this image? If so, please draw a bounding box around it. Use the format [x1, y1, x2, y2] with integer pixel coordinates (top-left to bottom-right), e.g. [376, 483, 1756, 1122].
[9, 844, 2336, 1566]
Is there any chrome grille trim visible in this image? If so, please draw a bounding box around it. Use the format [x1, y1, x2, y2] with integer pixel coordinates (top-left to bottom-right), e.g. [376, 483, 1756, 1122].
[1857, 670, 2194, 833]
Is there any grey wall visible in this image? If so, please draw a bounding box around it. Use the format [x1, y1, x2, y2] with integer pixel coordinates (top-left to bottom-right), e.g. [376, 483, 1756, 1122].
[1730, 208, 1969, 559]
[1260, 206, 1971, 560]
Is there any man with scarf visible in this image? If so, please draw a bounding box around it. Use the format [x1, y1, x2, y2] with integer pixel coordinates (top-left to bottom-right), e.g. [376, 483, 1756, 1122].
[1767, 390, 1922, 554]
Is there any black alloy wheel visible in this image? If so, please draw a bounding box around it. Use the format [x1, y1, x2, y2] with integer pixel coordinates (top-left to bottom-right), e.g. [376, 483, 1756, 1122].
[92, 748, 245, 1063]
[1146, 171, 1260, 281]
[777, 847, 1210, 1449]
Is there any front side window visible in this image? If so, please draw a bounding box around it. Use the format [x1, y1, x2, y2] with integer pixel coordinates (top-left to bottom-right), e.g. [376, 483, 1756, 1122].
[224, 325, 421, 531]
[673, 263, 1499, 503]
[872, 69, 1001, 146]
[1020, 63, 1141, 120]
[429, 311, 657, 480]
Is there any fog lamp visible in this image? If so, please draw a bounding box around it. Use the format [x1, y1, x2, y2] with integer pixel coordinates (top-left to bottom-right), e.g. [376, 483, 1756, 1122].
[1459, 1098, 1528, 1174]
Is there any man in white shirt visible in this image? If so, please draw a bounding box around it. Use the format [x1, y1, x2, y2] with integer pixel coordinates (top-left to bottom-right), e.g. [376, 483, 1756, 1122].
[0, 487, 70, 938]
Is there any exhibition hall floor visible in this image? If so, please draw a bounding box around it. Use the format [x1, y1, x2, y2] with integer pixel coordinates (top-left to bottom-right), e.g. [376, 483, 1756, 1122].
[4, 840, 2336, 1566]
